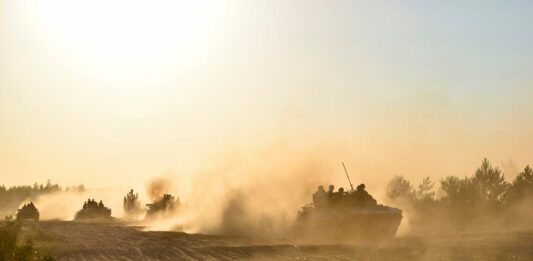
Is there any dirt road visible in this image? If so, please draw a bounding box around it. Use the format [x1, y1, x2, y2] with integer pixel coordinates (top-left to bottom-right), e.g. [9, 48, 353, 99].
[20, 221, 533, 260]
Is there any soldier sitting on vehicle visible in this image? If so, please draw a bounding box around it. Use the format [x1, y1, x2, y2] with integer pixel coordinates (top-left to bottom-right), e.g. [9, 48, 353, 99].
[356, 184, 377, 206]
[312, 183, 380, 208]
[327, 184, 335, 201]
[312, 185, 328, 208]
[332, 187, 346, 205]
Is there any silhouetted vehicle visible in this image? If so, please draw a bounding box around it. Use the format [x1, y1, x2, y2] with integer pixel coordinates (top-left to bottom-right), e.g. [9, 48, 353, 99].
[145, 194, 179, 218]
[75, 199, 112, 220]
[16, 202, 40, 221]
[294, 183, 402, 241]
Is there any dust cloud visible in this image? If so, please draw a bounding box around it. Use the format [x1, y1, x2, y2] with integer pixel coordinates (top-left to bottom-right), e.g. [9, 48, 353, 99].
[146, 177, 174, 201]
[7, 138, 351, 239]
[10, 151, 533, 261]
[17, 137, 532, 241]
[26, 188, 126, 220]
[142, 140, 348, 238]
[13, 137, 401, 238]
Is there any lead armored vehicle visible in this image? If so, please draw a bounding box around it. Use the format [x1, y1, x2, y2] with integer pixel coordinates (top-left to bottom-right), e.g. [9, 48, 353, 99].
[294, 176, 402, 241]
[16, 202, 40, 221]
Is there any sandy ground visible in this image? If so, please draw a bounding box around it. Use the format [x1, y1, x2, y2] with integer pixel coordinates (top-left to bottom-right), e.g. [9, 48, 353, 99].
[20, 221, 533, 261]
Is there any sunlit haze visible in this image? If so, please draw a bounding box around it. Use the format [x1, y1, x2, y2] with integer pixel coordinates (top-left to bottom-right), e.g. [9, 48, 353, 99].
[1, 0, 532, 190]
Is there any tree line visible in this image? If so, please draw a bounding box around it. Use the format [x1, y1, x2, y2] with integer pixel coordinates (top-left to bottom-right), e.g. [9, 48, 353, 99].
[0, 181, 85, 218]
[386, 158, 533, 233]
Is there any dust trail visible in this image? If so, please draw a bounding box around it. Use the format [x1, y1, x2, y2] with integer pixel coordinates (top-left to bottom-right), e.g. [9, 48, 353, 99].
[28, 188, 126, 220]
[141, 140, 349, 237]
[146, 177, 174, 201]
[22, 136, 401, 238]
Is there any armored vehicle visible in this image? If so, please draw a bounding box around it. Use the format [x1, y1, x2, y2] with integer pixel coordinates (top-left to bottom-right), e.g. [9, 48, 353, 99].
[294, 196, 402, 241]
[16, 202, 40, 221]
[145, 194, 179, 218]
[293, 164, 402, 241]
[75, 199, 112, 220]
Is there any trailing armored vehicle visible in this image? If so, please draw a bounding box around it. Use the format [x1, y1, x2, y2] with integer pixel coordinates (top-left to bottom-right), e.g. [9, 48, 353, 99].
[75, 199, 112, 220]
[16, 202, 40, 221]
[293, 164, 402, 241]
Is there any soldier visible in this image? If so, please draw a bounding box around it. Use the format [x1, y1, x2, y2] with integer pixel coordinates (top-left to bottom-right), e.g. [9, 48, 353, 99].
[332, 187, 345, 205]
[326, 185, 335, 205]
[327, 185, 334, 196]
[357, 184, 377, 206]
[312, 185, 328, 208]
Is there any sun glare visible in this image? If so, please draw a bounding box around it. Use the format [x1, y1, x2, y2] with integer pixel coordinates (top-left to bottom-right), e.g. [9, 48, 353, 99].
[33, 1, 224, 68]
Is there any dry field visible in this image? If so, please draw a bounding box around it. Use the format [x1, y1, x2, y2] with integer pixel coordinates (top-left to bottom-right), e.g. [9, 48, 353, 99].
[20, 221, 533, 261]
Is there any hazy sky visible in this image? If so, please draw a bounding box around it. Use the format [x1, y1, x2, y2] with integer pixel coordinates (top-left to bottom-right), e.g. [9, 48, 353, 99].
[1, 1, 532, 188]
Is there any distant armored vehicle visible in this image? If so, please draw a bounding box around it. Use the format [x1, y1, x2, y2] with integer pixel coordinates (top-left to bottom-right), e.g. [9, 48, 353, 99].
[17, 202, 40, 221]
[145, 194, 179, 218]
[293, 163, 402, 241]
[75, 199, 112, 220]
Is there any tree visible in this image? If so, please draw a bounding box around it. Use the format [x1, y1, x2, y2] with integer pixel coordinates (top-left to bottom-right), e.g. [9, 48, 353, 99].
[123, 189, 141, 215]
[471, 158, 509, 205]
[506, 165, 533, 203]
[440, 176, 474, 206]
[416, 177, 435, 202]
[386, 176, 415, 202]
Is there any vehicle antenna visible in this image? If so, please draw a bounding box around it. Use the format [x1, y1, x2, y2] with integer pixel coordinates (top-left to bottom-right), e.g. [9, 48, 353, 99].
[342, 161, 355, 192]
